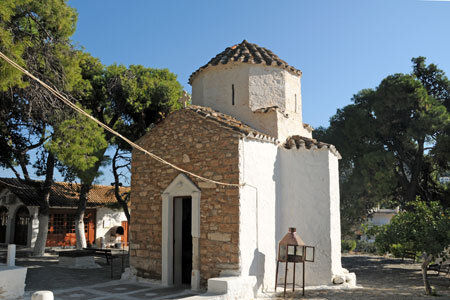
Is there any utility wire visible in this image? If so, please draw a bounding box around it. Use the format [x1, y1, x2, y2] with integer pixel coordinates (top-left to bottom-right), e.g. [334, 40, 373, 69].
[0, 51, 242, 188]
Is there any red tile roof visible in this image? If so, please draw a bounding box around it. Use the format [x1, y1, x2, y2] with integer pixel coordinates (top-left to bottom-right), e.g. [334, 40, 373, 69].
[189, 40, 302, 84]
[283, 136, 341, 158]
[186, 105, 278, 143]
[0, 178, 129, 207]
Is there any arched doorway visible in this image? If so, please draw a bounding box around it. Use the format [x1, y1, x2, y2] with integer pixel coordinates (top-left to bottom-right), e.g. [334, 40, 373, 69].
[14, 206, 30, 246]
[0, 206, 7, 243]
[161, 173, 201, 290]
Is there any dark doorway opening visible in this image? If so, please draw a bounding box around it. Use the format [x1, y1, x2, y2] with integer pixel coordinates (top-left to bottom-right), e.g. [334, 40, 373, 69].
[0, 206, 7, 243]
[181, 197, 192, 285]
[173, 196, 192, 286]
[14, 206, 30, 245]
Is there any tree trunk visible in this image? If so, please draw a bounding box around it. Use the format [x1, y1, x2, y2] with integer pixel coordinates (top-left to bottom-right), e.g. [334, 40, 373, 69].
[32, 153, 54, 256]
[112, 148, 130, 223]
[407, 138, 425, 203]
[33, 213, 49, 256]
[119, 200, 130, 223]
[421, 253, 433, 295]
[75, 183, 90, 249]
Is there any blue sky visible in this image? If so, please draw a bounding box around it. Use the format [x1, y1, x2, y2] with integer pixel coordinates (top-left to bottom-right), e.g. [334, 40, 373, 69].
[2, 0, 450, 184]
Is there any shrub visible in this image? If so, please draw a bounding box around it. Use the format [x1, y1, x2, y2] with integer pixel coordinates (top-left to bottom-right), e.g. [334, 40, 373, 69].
[342, 239, 357, 252]
[389, 243, 405, 258]
[355, 240, 378, 254]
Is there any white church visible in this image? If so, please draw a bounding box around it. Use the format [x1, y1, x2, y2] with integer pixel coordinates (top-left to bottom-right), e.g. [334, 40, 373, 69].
[130, 40, 355, 298]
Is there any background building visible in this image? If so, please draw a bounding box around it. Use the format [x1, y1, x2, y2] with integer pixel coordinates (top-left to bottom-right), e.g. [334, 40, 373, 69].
[0, 178, 129, 248]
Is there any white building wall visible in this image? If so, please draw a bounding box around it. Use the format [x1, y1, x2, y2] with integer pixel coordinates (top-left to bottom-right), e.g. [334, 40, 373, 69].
[278, 148, 343, 286]
[328, 151, 343, 276]
[95, 207, 127, 246]
[284, 71, 302, 117]
[275, 111, 312, 140]
[0, 190, 37, 247]
[248, 66, 286, 111]
[369, 211, 397, 226]
[192, 63, 250, 113]
[239, 138, 278, 293]
[238, 141, 344, 291]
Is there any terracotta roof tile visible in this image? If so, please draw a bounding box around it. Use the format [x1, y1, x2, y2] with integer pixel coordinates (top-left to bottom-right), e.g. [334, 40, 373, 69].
[189, 40, 302, 84]
[0, 178, 129, 207]
[186, 105, 278, 143]
[283, 135, 341, 159]
[303, 123, 314, 132]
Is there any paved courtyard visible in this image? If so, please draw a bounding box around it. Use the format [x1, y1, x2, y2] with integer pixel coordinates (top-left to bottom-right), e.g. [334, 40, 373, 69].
[15, 254, 450, 299]
[18, 255, 198, 300]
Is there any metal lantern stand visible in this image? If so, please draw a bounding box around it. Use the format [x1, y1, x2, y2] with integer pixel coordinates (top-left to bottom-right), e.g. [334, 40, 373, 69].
[275, 227, 315, 297]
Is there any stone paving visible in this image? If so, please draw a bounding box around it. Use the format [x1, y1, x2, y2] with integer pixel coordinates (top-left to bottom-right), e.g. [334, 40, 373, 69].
[18, 255, 199, 300]
[33, 281, 198, 300]
[14, 253, 450, 299]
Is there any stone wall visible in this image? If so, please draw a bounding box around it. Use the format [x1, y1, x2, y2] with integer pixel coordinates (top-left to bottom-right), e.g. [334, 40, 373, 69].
[130, 109, 241, 287]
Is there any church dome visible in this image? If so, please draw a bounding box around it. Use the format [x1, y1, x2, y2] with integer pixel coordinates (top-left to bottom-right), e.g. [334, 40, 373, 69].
[188, 40, 302, 85]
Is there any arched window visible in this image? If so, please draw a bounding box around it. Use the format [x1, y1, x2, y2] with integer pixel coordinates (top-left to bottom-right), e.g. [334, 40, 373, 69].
[14, 206, 30, 245]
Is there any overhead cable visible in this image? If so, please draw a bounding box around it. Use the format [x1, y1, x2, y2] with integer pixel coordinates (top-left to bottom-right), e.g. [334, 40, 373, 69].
[0, 51, 242, 188]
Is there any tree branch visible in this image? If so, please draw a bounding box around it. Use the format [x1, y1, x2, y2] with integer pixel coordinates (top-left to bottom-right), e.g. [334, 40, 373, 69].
[6, 162, 22, 180]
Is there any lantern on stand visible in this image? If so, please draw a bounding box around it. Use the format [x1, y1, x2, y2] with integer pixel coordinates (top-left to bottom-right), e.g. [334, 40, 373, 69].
[275, 227, 315, 297]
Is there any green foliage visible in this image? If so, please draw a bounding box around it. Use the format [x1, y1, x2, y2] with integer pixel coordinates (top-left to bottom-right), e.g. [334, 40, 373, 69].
[341, 239, 357, 253]
[389, 243, 406, 258]
[315, 58, 450, 236]
[100, 64, 184, 146]
[374, 201, 450, 259]
[0, 0, 80, 92]
[0, 0, 82, 176]
[46, 115, 107, 175]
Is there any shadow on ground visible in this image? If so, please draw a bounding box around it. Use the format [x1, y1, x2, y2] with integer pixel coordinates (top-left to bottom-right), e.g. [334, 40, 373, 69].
[269, 255, 450, 299]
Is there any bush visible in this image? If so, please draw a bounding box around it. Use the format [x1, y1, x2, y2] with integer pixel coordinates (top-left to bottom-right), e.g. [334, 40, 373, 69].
[342, 239, 357, 252]
[389, 243, 405, 258]
[355, 240, 378, 254]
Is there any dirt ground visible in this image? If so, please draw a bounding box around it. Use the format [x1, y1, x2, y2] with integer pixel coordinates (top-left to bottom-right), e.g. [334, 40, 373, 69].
[267, 254, 450, 299]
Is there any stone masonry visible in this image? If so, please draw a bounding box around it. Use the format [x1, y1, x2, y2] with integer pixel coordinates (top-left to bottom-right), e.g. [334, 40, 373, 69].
[130, 109, 241, 287]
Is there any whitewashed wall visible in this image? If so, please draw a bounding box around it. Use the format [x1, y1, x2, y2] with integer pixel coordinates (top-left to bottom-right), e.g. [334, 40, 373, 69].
[95, 207, 127, 246]
[277, 148, 343, 286]
[284, 71, 302, 115]
[248, 66, 286, 111]
[238, 140, 344, 291]
[239, 138, 278, 293]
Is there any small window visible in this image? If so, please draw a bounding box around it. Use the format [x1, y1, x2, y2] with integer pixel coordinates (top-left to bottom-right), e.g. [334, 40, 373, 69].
[295, 94, 297, 113]
[232, 84, 235, 106]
